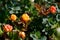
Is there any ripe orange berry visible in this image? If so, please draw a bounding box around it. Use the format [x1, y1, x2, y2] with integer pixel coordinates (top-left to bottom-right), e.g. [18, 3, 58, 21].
[19, 31, 26, 39]
[21, 13, 30, 23]
[50, 6, 56, 14]
[10, 14, 17, 21]
[3, 24, 13, 32]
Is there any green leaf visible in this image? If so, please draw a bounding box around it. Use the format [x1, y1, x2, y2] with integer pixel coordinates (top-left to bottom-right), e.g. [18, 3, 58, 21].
[30, 34, 38, 40]
[40, 36, 47, 40]
[0, 27, 3, 36]
[35, 31, 41, 38]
